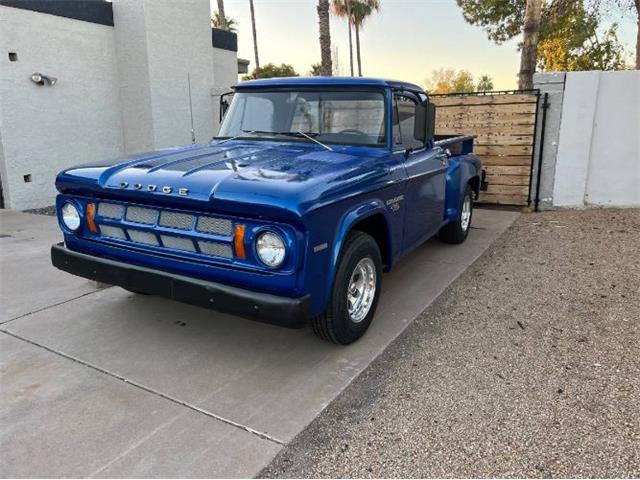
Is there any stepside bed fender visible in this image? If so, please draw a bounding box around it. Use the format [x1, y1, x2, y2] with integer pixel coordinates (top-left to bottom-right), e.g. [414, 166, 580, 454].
[444, 154, 482, 222]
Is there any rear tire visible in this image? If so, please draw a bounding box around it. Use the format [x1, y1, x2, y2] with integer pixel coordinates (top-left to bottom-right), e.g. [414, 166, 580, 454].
[439, 184, 473, 244]
[311, 232, 382, 345]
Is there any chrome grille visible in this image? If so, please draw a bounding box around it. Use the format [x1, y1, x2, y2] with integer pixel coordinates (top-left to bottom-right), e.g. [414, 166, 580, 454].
[98, 202, 124, 219]
[159, 211, 194, 230]
[99, 225, 127, 240]
[198, 241, 233, 259]
[196, 216, 232, 236]
[126, 206, 157, 225]
[96, 202, 236, 259]
[127, 229, 159, 246]
[161, 235, 195, 252]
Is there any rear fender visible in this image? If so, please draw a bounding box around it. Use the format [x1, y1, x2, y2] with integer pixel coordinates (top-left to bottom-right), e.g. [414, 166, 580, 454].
[445, 155, 481, 221]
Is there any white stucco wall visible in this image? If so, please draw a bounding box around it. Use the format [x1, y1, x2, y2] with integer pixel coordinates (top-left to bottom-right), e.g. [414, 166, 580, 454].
[0, 6, 125, 210]
[212, 47, 239, 132]
[113, 0, 216, 152]
[553, 70, 640, 208]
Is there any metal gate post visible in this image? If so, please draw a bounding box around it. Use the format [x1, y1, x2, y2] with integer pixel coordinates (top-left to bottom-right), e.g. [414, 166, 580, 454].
[534, 93, 550, 212]
[527, 91, 542, 207]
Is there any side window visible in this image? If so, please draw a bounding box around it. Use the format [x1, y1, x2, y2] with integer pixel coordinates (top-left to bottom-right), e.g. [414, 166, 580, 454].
[392, 93, 423, 150]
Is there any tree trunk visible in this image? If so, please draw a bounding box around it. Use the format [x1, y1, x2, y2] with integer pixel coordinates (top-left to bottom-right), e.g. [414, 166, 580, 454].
[355, 22, 362, 76]
[317, 0, 332, 76]
[249, 0, 260, 69]
[635, 0, 640, 69]
[217, 0, 227, 29]
[518, 0, 542, 90]
[346, 0, 354, 76]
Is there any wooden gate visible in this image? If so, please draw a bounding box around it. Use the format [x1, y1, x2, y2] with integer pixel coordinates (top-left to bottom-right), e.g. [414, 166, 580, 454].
[431, 91, 539, 206]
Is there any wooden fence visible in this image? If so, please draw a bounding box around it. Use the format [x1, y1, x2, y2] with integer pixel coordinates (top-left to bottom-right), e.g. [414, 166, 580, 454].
[431, 92, 538, 206]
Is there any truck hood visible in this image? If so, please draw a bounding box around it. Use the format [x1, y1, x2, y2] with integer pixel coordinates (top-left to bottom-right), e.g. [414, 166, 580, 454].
[56, 140, 391, 219]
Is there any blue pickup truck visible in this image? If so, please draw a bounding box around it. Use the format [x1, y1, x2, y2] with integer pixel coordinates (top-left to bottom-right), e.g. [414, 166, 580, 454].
[52, 77, 484, 344]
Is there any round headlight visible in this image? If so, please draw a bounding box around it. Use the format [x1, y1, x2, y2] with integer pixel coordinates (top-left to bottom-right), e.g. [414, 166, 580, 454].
[256, 231, 286, 267]
[61, 202, 81, 231]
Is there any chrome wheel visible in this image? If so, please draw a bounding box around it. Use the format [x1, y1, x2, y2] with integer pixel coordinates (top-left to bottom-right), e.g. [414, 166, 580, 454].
[461, 195, 472, 232]
[347, 257, 376, 323]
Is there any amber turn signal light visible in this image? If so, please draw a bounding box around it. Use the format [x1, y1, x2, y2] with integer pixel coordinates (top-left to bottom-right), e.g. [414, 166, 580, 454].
[86, 203, 97, 232]
[233, 224, 246, 259]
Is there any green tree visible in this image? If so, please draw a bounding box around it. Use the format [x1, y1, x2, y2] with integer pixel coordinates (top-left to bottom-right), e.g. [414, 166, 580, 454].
[332, 0, 381, 76]
[211, 12, 237, 32]
[590, 0, 639, 68]
[538, 2, 628, 71]
[425, 69, 477, 93]
[309, 63, 322, 76]
[243, 63, 299, 80]
[456, 0, 630, 87]
[476, 74, 495, 91]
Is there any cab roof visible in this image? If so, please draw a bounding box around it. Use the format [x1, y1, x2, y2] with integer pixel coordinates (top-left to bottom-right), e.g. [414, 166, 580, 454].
[235, 76, 425, 93]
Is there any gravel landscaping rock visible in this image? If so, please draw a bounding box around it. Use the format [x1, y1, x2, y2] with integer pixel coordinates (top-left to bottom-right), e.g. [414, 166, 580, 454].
[23, 205, 56, 216]
[262, 208, 640, 478]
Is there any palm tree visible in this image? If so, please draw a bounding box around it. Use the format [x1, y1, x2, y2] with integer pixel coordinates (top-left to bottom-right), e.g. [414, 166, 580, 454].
[211, 12, 237, 32]
[332, 0, 380, 77]
[351, 0, 380, 76]
[332, 0, 354, 76]
[216, 0, 227, 30]
[249, 0, 260, 68]
[317, 0, 333, 76]
[476, 74, 494, 92]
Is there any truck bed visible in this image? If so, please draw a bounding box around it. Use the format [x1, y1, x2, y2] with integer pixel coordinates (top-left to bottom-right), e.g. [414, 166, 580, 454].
[434, 135, 475, 156]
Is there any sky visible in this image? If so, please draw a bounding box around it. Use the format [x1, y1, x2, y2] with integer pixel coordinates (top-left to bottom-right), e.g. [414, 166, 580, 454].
[212, 0, 637, 90]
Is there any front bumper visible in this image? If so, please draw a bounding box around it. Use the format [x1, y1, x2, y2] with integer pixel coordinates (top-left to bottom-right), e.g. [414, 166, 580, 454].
[51, 243, 310, 328]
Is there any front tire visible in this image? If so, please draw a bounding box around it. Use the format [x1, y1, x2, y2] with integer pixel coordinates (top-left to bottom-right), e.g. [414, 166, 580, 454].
[311, 232, 382, 345]
[439, 184, 473, 244]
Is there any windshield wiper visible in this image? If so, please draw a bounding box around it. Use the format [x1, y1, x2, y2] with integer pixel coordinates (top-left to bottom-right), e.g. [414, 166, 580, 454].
[241, 130, 333, 151]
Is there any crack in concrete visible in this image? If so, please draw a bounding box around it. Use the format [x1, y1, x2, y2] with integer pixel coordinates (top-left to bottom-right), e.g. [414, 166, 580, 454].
[0, 329, 286, 446]
[0, 289, 106, 326]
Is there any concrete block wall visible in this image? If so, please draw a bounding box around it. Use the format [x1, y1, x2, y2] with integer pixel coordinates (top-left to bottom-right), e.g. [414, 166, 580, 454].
[534, 70, 640, 209]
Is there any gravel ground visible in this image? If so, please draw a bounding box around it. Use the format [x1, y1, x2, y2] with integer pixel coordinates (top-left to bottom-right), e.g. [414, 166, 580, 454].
[23, 205, 56, 216]
[262, 208, 640, 478]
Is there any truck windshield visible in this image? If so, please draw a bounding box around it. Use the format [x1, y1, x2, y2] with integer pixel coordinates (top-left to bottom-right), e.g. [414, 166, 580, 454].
[218, 90, 386, 147]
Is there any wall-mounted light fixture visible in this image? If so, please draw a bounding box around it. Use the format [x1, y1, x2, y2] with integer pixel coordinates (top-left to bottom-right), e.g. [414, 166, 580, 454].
[30, 72, 57, 86]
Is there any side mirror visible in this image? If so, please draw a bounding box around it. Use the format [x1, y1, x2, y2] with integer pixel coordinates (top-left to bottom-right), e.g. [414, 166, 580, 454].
[219, 91, 234, 122]
[413, 102, 427, 143]
[426, 102, 436, 143]
[413, 101, 436, 144]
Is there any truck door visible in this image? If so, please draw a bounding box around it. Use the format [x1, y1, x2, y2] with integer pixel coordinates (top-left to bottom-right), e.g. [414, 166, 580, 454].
[393, 92, 447, 250]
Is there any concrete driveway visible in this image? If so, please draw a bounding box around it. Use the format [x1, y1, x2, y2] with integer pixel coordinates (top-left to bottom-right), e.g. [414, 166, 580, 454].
[0, 208, 518, 477]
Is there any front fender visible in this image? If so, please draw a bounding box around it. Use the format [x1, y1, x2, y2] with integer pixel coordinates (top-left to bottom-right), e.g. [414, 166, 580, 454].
[325, 199, 391, 297]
